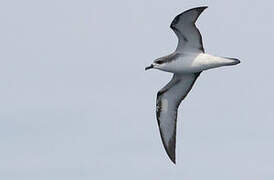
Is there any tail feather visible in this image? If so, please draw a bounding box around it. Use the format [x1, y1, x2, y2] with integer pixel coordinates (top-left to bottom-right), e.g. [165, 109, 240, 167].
[222, 57, 241, 65]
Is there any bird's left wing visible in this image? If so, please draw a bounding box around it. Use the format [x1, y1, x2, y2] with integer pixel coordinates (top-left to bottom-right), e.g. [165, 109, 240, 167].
[156, 73, 200, 163]
[170, 6, 207, 53]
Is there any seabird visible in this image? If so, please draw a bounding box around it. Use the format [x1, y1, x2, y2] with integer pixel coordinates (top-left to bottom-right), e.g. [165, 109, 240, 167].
[145, 6, 240, 164]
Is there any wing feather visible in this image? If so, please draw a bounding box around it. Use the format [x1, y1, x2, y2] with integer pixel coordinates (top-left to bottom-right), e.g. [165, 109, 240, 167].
[170, 6, 207, 53]
[156, 73, 200, 163]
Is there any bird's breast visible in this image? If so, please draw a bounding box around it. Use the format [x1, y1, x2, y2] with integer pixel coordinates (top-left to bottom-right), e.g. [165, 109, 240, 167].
[158, 53, 204, 73]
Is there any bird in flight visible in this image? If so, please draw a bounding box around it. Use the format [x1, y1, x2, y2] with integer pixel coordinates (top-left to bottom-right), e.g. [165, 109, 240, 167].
[145, 6, 240, 164]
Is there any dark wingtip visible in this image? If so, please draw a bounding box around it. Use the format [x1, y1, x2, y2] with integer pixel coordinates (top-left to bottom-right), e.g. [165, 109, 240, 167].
[162, 143, 176, 164]
[195, 6, 208, 13]
[200, 6, 209, 9]
[187, 6, 208, 13]
[163, 135, 176, 164]
[170, 6, 208, 28]
[167, 144, 176, 164]
[168, 153, 176, 164]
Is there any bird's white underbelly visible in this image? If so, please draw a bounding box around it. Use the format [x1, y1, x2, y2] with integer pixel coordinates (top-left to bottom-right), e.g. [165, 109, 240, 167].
[158, 53, 235, 73]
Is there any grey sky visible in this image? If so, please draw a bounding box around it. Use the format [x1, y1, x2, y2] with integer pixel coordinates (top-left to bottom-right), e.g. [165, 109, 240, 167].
[0, 0, 273, 179]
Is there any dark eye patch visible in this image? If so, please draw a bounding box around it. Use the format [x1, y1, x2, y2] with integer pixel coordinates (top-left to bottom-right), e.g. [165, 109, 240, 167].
[155, 60, 164, 64]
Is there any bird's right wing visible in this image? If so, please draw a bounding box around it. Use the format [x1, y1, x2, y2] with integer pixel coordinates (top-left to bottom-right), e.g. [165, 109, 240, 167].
[156, 73, 200, 163]
[170, 6, 207, 53]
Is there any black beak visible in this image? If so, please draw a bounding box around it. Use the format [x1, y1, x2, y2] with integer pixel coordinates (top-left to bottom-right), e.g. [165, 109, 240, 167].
[145, 64, 154, 71]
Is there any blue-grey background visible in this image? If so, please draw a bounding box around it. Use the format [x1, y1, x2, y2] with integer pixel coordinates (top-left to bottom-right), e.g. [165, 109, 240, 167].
[0, 0, 273, 179]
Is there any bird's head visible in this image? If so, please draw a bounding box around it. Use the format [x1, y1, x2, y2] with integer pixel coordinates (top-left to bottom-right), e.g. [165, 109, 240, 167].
[145, 57, 166, 71]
